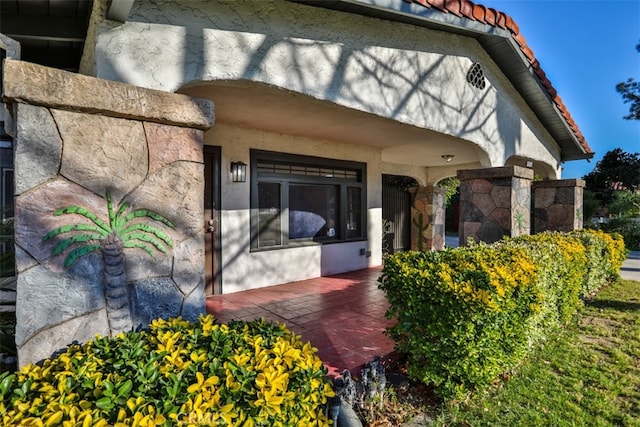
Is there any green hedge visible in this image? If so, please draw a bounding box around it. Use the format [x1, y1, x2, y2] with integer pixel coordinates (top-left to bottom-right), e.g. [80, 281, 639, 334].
[600, 218, 640, 251]
[0, 316, 335, 426]
[379, 229, 626, 399]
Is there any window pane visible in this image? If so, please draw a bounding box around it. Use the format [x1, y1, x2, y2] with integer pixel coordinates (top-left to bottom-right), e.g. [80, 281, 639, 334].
[289, 185, 337, 240]
[346, 187, 362, 238]
[3, 169, 14, 218]
[258, 182, 281, 247]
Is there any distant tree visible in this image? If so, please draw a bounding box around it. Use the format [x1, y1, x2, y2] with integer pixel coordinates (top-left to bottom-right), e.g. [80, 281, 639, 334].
[582, 189, 599, 223]
[616, 41, 640, 120]
[608, 190, 640, 218]
[583, 148, 640, 206]
[437, 176, 460, 205]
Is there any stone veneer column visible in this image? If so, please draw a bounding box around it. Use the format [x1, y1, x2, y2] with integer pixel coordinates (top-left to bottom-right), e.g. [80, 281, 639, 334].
[3, 60, 214, 366]
[411, 186, 446, 251]
[457, 166, 533, 245]
[533, 179, 585, 233]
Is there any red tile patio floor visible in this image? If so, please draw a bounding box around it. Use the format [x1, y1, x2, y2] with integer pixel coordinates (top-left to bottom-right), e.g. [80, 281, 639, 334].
[205, 267, 395, 378]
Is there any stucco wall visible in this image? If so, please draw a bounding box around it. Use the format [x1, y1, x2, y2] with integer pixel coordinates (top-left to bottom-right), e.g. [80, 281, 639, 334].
[206, 124, 382, 294]
[86, 0, 562, 176]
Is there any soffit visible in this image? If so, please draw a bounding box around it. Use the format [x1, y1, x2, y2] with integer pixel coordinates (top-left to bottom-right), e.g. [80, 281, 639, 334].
[0, 0, 92, 72]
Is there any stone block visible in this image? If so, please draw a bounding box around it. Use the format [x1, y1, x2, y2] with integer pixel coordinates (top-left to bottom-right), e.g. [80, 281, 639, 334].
[547, 204, 571, 227]
[3, 60, 215, 130]
[515, 187, 530, 210]
[553, 187, 576, 205]
[55, 110, 148, 201]
[460, 222, 481, 245]
[490, 185, 511, 208]
[145, 122, 204, 174]
[14, 104, 62, 195]
[15, 178, 108, 269]
[125, 250, 173, 284]
[534, 208, 548, 222]
[181, 285, 206, 322]
[459, 181, 473, 201]
[15, 246, 37, 274]
[460, 202, 485, 223]
[130, 278, 183, 329]
[535, 187, 556, 209]
[15, 259, 104, 346]
[492, 207, 512, 230]
[172, 235, 205, 295]
[129, 161, 204, 240]
[18, 309, 109, 367]
[470, 179, 493, 194]
[472, 192, 496, 216]
[478, 218, 506, 243]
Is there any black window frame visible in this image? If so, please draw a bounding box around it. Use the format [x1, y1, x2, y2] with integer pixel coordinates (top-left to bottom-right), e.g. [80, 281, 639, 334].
[250, 150, 367, 250]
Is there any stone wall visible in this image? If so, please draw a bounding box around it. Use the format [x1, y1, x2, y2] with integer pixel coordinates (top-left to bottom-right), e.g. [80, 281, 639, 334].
[458, 166, 533, 245]
[411, 186, 445, 251]
[533, 179, 585, 233]
[3, 60, 214, 366]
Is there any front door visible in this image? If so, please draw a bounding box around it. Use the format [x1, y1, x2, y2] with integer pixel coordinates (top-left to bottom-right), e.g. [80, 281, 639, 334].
[204, 146, 221, 295]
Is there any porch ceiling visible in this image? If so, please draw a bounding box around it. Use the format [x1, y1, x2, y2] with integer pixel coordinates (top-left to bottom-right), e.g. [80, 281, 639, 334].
[0, 0, 92, 72]
[180, 81, 482, 168]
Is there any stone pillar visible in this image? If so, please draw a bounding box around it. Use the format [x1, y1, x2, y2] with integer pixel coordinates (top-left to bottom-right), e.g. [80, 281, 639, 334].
[457, 166, 533, 245]
[411, 186, 446, 251]
[533, 179, 585, 233]
[3, 60, 214, 366]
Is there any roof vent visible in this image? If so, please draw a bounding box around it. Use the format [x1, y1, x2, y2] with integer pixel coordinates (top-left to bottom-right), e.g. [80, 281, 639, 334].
[467, 63, 486, 90]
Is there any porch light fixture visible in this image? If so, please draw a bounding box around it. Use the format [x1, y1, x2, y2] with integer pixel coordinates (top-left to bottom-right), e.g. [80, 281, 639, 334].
[230, 161, 247, 182]
[525, 160, 534, 168]
[441, 154, 455, 162]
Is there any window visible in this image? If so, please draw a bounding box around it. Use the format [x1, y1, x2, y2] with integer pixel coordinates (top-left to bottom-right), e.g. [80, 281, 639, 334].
[251, 151, 366, 249]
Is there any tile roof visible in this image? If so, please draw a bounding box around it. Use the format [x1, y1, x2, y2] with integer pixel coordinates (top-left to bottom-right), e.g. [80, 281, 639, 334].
[408, 0, 593, 156]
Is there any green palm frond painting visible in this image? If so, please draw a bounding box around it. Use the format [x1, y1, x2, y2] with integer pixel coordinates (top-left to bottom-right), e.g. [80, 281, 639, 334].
[43, 192, 175, 268]
[42, 191, 176, 335]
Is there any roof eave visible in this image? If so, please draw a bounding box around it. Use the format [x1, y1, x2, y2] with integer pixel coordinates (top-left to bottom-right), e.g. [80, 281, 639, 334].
[288, 0, 594, 162]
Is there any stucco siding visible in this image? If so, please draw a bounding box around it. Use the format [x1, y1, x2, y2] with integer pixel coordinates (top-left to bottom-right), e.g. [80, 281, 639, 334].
[90, 0, 561, 175]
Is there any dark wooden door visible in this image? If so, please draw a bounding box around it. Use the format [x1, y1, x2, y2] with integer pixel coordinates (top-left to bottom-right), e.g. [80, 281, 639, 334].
[204, 146, 221, 295]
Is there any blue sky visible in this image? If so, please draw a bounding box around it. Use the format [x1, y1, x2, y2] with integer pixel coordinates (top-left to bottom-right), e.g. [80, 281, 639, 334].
[487, 0, 640, 179]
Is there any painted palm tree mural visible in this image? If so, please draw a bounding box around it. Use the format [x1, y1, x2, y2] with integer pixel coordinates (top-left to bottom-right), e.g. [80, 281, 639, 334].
[43, 192, 175, 335]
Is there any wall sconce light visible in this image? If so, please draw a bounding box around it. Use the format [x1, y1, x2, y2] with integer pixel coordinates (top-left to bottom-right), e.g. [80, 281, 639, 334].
[230, 161, 247, 183]
[525, 160, 534, 168]
[441, 154, 455, 163]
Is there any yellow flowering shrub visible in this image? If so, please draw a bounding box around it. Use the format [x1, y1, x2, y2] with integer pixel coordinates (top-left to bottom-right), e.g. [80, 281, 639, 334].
[0, 316, 334, 426]
[573, 229, 627, 295]
[379, 230, 626, 399]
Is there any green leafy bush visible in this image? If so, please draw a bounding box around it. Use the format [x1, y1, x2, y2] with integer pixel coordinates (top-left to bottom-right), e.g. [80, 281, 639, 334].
[600, 217, 640, 251]
[0, 315, 335, 426]
[573, 228, 628, 294]
[379, 230, 626, 399]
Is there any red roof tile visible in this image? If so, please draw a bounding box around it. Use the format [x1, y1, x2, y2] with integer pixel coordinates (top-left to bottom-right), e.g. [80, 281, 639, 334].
[404, 0, 592, 156]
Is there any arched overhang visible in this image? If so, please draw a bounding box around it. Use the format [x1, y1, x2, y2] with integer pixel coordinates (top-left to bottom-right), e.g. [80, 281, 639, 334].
[179, 79, 491, 172]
